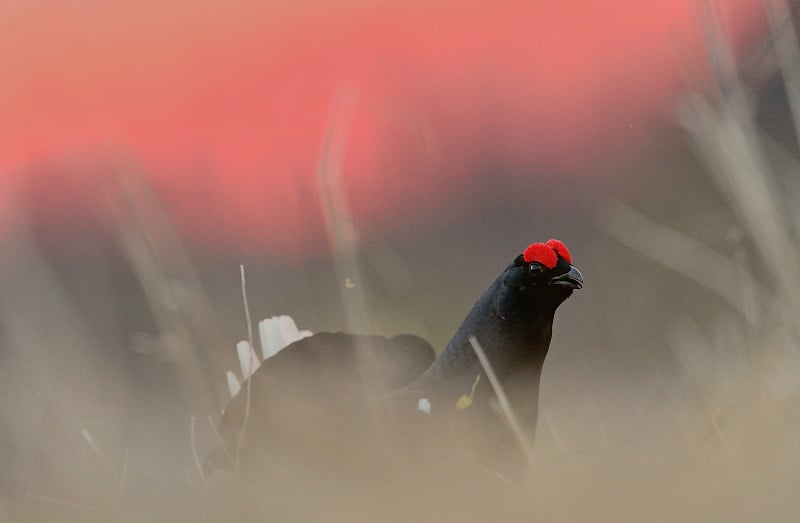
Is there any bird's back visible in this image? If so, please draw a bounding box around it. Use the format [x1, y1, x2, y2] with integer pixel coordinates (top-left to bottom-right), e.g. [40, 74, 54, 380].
[210, 332, 435, 476]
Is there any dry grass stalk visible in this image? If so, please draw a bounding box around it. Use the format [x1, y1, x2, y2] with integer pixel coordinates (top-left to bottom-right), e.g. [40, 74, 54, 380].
[468, 336, 535, 465]
[315, 87, 391, 429]
[234, 265, 255, 475]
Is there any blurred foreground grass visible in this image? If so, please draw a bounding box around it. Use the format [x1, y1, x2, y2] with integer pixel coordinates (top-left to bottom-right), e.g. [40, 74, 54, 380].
[3, 3, 800, 521]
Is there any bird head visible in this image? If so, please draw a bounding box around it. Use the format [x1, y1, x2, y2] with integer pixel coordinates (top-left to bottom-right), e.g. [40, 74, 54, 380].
[504, 239, 583, 311]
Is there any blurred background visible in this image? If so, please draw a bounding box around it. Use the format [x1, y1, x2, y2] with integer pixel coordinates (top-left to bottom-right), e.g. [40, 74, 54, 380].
[2, 0, 800, 520]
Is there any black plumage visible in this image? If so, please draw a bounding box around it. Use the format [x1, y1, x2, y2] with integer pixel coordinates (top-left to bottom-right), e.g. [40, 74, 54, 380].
[208, 332, 435, 475]
[208, 240, 582, 484]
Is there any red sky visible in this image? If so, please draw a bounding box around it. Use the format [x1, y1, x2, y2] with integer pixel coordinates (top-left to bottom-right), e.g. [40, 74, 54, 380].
[0, 0, 767, 254]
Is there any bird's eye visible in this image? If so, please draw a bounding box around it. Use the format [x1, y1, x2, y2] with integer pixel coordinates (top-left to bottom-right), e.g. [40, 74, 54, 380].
[528, 262, 544, 275]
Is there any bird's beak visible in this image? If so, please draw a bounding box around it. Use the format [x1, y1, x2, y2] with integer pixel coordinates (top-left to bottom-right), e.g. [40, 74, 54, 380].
[549, 265, 583, 289]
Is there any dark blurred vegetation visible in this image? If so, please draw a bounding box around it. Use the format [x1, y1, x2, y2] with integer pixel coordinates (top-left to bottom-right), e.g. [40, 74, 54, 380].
[3, 3, 800, 521]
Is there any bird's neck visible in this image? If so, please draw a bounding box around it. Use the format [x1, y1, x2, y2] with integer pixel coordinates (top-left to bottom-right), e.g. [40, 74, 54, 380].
[420, 273, 557, 384]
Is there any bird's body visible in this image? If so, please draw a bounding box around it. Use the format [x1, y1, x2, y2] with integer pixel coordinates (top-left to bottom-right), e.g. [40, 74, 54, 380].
[208, 239, 582, 485]
[209, 332, 435, 476]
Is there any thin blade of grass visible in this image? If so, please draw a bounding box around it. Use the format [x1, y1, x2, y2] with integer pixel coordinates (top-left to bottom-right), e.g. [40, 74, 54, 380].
[468, 336, 535, 465]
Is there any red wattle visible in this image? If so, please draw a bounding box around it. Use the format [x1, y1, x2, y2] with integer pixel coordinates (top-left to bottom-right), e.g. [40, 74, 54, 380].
[523, 243, 558, 269]
[546, 239, 572, 264]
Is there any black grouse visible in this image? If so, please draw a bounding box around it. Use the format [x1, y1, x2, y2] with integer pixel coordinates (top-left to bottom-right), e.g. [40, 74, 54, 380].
[208, 239, 582, 484]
